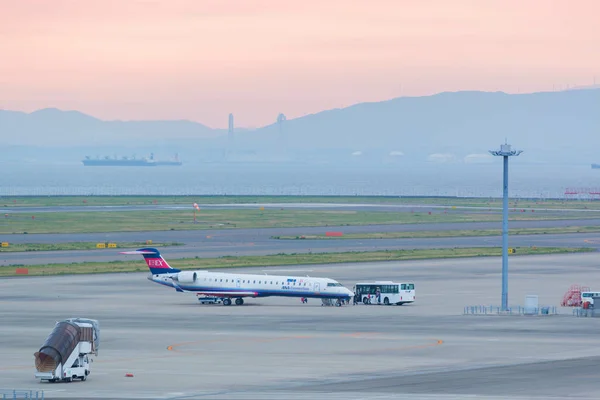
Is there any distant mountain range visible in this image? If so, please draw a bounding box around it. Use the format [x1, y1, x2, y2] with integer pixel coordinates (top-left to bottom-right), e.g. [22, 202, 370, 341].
[0, 108, 223, 145]
[1, 88, 599, 165]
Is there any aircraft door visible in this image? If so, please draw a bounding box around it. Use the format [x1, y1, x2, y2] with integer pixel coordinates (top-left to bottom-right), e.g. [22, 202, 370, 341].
[314, 282, 320, 293]
[236, 278, 241, 288]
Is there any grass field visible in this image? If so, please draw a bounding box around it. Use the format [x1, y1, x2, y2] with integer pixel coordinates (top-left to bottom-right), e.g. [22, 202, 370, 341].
[0, 242, 181, 252]
[1, 247, 592, 277]
[2, 195, 600, 210]
[272, 226, 600, 240]
[2, 209, 599, 234]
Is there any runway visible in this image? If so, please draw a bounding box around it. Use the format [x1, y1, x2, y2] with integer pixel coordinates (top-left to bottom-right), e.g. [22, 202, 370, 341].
[6, 218, 600, 244]
[2, 232, 600, 266]
[2, 253, 600, 399]
[5, 202, 600, 214]
[3, 217, 600, 265]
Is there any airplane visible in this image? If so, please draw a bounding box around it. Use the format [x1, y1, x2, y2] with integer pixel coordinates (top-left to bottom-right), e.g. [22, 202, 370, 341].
[121, 247, 355, 306]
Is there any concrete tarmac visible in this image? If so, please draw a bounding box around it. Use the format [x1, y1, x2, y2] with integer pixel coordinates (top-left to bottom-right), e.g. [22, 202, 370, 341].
[2, 253, 600, 399]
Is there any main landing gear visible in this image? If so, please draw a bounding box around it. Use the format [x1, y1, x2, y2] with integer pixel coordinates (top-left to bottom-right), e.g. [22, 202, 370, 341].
[222, 298, 244, 306]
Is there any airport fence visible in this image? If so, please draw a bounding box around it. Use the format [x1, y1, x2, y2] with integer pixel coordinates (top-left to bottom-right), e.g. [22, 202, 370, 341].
[0, 389, 44, 399]
[572, 308, 600, 318]
[463, 305, 558, 316]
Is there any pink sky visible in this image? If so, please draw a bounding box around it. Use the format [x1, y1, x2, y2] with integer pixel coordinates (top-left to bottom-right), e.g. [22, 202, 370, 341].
[1, 0, 599, 128]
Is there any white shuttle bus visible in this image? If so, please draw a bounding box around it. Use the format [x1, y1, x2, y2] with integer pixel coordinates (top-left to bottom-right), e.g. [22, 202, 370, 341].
[354, 281, 415, 305]
[581, 291, 600, 307]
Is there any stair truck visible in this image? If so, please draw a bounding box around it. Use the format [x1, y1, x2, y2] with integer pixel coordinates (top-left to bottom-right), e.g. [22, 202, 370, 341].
[34, 318, 99, 382]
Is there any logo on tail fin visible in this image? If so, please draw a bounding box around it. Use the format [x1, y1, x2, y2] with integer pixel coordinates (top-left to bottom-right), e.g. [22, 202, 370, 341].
[120, 247, 181, 275]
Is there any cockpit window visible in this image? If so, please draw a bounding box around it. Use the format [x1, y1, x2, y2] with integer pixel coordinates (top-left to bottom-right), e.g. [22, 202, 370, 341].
[327, 282, 343, 287]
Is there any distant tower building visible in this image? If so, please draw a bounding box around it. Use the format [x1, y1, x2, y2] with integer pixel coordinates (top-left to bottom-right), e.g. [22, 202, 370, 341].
[277, 113, 287, 159]
[227, 113, 234, 160]
[277, 113, 286, 135]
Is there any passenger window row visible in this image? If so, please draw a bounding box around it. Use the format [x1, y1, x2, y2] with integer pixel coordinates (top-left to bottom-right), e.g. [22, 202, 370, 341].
[201, 277, 311, 286]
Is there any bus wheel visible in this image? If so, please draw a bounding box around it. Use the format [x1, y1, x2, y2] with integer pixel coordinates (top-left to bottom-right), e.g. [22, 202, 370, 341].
[363, 297, 369, 304]
[384, 297, 389, 305]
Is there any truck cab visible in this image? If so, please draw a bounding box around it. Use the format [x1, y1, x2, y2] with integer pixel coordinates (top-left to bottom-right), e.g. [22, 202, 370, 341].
[65, 354, 91, 382]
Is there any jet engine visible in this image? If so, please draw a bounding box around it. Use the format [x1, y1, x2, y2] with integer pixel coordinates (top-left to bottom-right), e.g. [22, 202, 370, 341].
[174, 271, 197, 283]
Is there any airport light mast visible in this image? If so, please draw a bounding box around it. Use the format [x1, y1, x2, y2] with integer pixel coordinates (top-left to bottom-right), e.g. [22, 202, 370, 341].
[489, 142, 523, 311]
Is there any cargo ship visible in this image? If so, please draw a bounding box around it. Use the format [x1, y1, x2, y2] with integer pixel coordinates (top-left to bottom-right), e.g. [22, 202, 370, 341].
[82, 153, 182, 167]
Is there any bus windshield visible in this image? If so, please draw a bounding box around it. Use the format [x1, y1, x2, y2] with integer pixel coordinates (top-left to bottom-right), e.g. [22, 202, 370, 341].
[582, 292, 600, 298]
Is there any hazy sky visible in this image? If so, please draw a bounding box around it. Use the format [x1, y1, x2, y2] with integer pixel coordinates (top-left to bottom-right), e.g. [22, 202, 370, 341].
[1, 0, 599, 128]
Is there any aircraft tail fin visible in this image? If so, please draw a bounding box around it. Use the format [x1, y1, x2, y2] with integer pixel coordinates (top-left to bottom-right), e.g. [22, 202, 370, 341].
[120, 247, 181, 275]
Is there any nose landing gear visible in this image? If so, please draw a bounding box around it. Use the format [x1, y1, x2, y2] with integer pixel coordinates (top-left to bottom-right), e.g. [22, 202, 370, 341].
[321, 298, 346, 307]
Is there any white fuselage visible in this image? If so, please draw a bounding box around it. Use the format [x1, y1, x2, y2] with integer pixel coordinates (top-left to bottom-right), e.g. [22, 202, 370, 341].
[149, 270, 354, 300]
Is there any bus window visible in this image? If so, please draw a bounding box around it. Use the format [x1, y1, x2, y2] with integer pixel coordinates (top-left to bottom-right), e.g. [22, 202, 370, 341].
[357, 285, 377, 295]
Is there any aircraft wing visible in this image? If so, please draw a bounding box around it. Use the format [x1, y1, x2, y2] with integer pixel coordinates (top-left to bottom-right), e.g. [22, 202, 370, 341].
[170, 280, 258, 297]
[195, 291, 258, 298]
